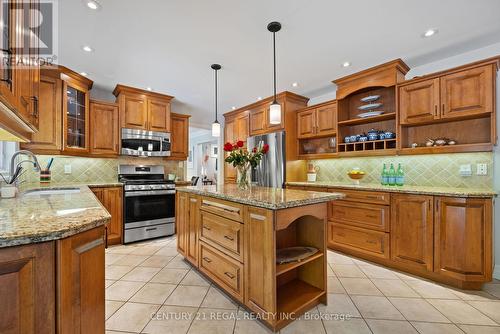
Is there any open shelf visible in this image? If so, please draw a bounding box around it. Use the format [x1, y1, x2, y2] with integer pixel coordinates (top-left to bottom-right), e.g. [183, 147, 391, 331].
[277, 279, 325, 320]
[337, 112, 396, 126]
[276, 252, 324, 276]
[298, 136, 337, 157]
[338, 138, 396, 153]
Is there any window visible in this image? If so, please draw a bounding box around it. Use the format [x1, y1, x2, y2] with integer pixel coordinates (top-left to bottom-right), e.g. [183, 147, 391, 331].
[0, 141, 17, 175]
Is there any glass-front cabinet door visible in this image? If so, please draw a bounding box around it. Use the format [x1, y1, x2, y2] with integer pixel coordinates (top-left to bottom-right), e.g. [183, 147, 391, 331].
[63, 81, 89, 152]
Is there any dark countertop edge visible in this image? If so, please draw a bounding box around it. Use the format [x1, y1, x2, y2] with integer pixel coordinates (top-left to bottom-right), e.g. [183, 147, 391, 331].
[176, 187, 344, 210]
[286, 182, 497, 198]
[0, 215, 110, 249]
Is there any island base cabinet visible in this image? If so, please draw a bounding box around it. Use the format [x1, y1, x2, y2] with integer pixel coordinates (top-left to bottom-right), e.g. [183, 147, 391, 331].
[434, 197, 492, 285]
[57, 226, 106, 334]
[91, 187, 123, 246]
[0, 242, 55, 334]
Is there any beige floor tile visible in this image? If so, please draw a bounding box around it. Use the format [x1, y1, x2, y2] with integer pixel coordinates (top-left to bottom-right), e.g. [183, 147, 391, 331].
[166, 256, 193, 269]
[121, 266, 161, 282]
[458, 324, 500, 334]
[155, 247, 180, 257]
[112, 254, 149, 267]
[105, 279, 116, 288]
[338, 277, 383, 296]
[201, 286, 238, 310]
[405, 280, 460, 299]
[279, 316, 326, 334]
[331, 264, 367, 278]
[483, 284, 500, 298]
[372, 279, 420, 297]
[105, 265, 134, 280]
[327, 251, 355, 265]
[317, 293, 361, 318]
[322, 318, 371, 334]
[394, 271, 421, 281]
[106, 331, 135, 334]
[139, 255, 174, 268]
[389, 297, 450, 323]
[187, 308, 237, 334]
[106, 280, 145, 301]
[150, 268, 189, 284]
[328, 277, 346, 293]
[467, 301, 500, 324]
[358, 264, 400, 279]
[427, 299, 497, 325]
[105, 300, 124, 320]
[106, 245, 136, 254]
[142, 305, 197, 334]
[165, 285, 209, 307]
[327, 264, 335, 277]
[451, 289, 498, 301]
[105, 253, 125, 265]
[366, 319, 418, 333]
[180, 269, 211, 287]
[410, 322, 462, 334]
[351, 295, 404, 320]
[106, 302, 160, 333]
[234, 319, 274, 334]
[130, 282, 176, 304]
[129, 245, 162, 256]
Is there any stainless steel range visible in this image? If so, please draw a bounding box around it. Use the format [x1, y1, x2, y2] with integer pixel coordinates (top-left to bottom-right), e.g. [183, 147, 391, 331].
[119, 165, 175, 243]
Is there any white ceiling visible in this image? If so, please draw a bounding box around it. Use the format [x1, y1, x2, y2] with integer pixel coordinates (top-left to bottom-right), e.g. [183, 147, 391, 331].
[58, 0, 500, 126]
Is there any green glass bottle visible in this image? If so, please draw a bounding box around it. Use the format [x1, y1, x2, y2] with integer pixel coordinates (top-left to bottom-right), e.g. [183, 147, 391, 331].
[388, 163, 396, 186]
[396, 163, 404, 186]
[381, 164, 388, 185]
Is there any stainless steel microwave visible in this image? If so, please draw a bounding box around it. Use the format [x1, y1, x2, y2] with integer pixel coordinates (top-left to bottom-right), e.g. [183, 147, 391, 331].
[121, 128, 171, 157]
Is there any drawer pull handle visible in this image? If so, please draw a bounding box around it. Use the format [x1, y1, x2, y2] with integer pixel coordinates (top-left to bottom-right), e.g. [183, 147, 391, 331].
[203, 225, 211, 231]
[145, 227, 158, 232]
[224, 272, 235, 279]
[203, 257, 212, 263]
[364, 196, 379, 200]
[366, 240, 377, 245]
[336, 233, 346, 237]
[203, 200, 240, 213]
[365, 214, 378, 219]
[224, 235, 234, 241]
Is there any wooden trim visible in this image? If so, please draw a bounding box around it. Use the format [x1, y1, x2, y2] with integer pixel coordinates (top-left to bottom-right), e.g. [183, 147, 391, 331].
[275, 203, 327, 230]
[41, 65, 94, 89]
[112, 84, 174, 100]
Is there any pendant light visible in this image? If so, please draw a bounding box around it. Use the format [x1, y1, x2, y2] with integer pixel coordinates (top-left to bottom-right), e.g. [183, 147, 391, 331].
[268, 21, 282, 125]
[211, 64, 221, 137]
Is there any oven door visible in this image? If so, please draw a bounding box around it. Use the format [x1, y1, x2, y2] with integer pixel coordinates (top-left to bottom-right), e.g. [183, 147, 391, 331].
[124, 190, 175, 227]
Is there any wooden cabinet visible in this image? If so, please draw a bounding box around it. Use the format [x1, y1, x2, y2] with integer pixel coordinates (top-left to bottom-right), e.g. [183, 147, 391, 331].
[399, 78, 440, 125]
[57, 226, 105, 334]
[0, 241, 55, 334]
[391, 194, 434, 271]
[224, 112, 249, 182]
[91, 187, 123, 246]
[176, 191, 189, 256]
[186, 195, 200, 266]
[21, 75, 62, 153]
[250, 103, 284, 135]
[169, 113, 190, 160]
[434, 197, 492, 284]
[330, 201, 389, 232]
[114, 84, 174, 132]
[63, 80, 91, 153]
[297, 102, 337, 139]
[329, 222, 389, 259]
[90, 100, 119, 156]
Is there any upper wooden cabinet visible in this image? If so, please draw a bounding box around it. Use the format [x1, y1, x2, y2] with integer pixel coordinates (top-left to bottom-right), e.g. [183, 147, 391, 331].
[297, 101, 337, 139]
[224, 112, 249, 182]
[90, 100, 119, 156]
[249, 103, 284, 135]
[113, 84, 174, 132]
[63, 79, 91, 153]
[168, 112, 190, 160]
[399, 63, 496, 125]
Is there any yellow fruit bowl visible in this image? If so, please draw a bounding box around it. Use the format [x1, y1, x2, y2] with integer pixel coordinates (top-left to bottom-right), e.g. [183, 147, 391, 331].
[347, 171, 365, 185]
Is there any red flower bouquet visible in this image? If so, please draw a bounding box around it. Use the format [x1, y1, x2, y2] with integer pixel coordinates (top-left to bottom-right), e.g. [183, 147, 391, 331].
[223, 140, 269, 189]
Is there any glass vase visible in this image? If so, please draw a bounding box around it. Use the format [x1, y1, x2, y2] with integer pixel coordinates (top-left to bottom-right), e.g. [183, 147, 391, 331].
[236, 163, 251, 190]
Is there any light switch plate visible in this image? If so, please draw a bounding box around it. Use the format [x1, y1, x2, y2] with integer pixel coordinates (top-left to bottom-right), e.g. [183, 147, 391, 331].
[477, 163, 488, 175]
[459, 164, 472, 177]
[64, 164, 72, 174]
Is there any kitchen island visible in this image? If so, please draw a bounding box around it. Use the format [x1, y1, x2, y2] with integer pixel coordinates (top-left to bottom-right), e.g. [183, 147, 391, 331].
[176, 184, 344, 331]
[0, 185, 110, 333]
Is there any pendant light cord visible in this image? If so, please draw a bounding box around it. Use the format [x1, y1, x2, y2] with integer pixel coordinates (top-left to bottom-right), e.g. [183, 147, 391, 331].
[214, 68, 218, 122]
[273, 31, 277, 104]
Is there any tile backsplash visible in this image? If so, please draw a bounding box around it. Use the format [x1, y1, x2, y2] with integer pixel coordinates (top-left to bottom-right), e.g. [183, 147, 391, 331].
[309, 152, 493, 189]
[22, 155, 185, 184]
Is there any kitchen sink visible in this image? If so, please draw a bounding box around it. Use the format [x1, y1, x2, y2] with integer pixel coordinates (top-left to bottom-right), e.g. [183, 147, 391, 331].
[24, 187, 81, 196]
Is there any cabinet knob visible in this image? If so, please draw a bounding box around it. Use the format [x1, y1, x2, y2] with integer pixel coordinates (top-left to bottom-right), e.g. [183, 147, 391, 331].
[224, 235, 234, 241]
[202, 256, 212, 263]
[224, 272, 235, 279]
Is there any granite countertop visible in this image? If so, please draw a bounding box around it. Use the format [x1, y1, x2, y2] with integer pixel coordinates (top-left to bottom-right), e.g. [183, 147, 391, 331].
[177, 184, 344, 210]
[286, 181, 496, 198]
[0, 185, 111, 248]
[19, 181, 124, 190]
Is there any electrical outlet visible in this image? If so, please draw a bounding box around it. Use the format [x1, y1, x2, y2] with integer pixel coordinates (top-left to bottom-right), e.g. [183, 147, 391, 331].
[477, 163, 488, 176]
[64, 164, 72, 174]
[459, 164, 472, 177]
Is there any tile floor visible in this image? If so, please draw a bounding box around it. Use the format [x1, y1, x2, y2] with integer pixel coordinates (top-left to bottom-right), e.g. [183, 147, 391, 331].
[105, 237, 500, 334]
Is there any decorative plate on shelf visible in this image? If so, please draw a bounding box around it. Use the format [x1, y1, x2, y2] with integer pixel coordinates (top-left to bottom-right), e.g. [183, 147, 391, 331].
[358, 111, 384, 118]
[360, 95, 380, 103]
[276, 246, 318, 264]
[358, 103, 383, 111]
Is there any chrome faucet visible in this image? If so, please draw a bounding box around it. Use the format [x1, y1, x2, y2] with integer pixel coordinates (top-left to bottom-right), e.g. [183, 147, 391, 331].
[10, 150, 41, 178]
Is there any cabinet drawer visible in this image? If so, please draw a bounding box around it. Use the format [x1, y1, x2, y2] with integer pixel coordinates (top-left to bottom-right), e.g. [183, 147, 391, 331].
[330, 188, 390, 205]
[330, 202, 390, 232]
[329, 223, 389, 259]
[199, 242, 243, 301]
[200, 211, 243, 261]
[201, 197, 244, 222]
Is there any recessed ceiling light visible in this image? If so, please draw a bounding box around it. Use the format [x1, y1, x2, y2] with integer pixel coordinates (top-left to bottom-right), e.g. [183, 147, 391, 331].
[86, 1, 100, 10]
[257, 97, 262, 101]
[146, 87, 153, 91]
[292, 82, 298, 87]
[80, 72, 88, 76]
[231, 106, 236, 110]
[82, 45, 93, 52]
[423, 29, 438, 38]
[341, 61, 351, 68]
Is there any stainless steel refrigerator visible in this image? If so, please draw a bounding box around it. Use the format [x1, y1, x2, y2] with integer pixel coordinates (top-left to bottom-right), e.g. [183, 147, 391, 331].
[247, 131, 286, 188]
